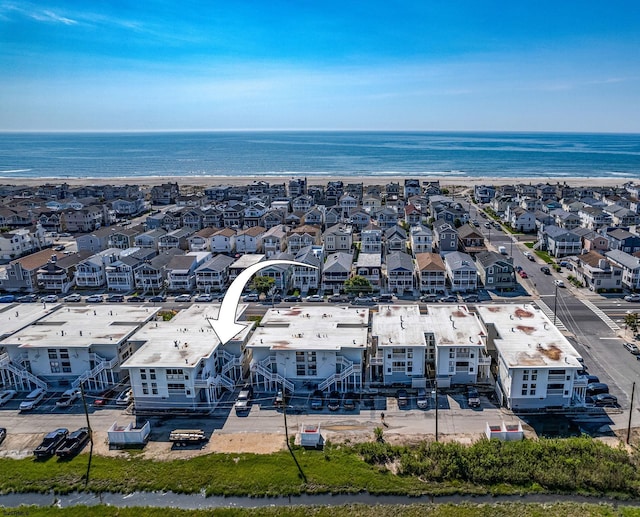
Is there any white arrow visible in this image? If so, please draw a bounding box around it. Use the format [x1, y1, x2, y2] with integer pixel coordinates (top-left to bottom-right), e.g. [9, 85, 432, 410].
[209, 259, 318, 345]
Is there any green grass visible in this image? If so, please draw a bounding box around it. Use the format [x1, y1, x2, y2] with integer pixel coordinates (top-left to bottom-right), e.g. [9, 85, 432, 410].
[1, 503, 639, 517]
[2, 437, 640, 500]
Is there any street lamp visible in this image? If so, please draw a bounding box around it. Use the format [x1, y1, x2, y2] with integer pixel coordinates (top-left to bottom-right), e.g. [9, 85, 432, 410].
[553, 281, 559, 326]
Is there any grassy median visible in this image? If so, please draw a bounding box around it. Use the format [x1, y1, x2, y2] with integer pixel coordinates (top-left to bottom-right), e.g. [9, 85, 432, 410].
[1, 437, 639, 498]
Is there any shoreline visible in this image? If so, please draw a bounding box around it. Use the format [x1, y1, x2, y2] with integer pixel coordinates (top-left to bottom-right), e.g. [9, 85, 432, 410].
[0, 175, 629, 189]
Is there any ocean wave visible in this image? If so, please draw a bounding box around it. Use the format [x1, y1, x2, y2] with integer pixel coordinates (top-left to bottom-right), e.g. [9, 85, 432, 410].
[0, 169, 32, 173]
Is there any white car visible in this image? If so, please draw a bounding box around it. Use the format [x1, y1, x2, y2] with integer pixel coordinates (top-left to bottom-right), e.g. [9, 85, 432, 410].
[19, 388, 46, 411]
[40, 295, 59, 303]
[174, 294, 192, 302]
[115, 389, 132, 406]
[0, 389, 17, 406]
[63, 293, 82, 302]
[554, 279, 565, 288]
[55, 388, 81, 407]
[194, 294, 213, 302]
[625, 294, 640, 302]
[85, 294, 104, 303]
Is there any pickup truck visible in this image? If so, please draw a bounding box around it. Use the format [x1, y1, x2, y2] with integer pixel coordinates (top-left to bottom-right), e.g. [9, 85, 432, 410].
[56, 427, 90, 458]
[56, 388, 81, 408]
[467, 387, 481, 408]
[234, 385, 253, 414]
[34, 428, 68, 458]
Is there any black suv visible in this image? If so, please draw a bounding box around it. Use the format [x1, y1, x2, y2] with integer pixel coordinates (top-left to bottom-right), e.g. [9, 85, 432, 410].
[34, 428, 69, 458]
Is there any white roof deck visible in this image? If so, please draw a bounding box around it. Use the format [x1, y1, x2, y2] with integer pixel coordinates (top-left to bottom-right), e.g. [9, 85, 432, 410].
[372, 305, 425, 348]
[476, 304, 582, 369]
[247, 305, 369, 352]
[0, 303, 59, 339]
[122, 304, 251, 368]
[425, 305, 485, 347]
[0, 304, 159, 348]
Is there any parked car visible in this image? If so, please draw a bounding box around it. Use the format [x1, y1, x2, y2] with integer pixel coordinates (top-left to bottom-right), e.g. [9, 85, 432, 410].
[397, 389, 408, 407]
[554, 279, 565, 288]
[17, 294, 38, 303]
[19, 388, 46, 411]
[343, 392, 357, 410]
[419, 294, 439, 302]
[56, 427, 91, 458]
[306, 294, 324, 302]
[127, 295, 145, 303]
[352, 296, 375, 305]
[234, 385, 254, 414]
[327, 390, 341, 411]
[523, 251, 535, 261]
[540, 266, 551, 275]
[56, 388, 81, 408]
[375, 294, 394, 303]
[148, 295, 166, 302]
[174, 294, 192, 302]
[625, 294, 640, 302]
[0, 294, 15, 303]
[0, 389, 17, 406]
[115, 389, 132, 406]
[417, 388, 429, 409]
[467, 387, 481, 408]
[584, 374, 600, 384]
[519, 270, 528, 279]
[194, 293, 213, 302]
[0, 427, 6, 445]
[461, 293, 479, 303]
[586, 382, 609, 396]
[33, 428, 69, 458]
[438, 295, 458, 303]
[105, 294, 124, 302]
[242, 293, 260, 302]
[283, 295, 302, 302]
[85, 294, 104, 303]
[310, 389, 324, 410]
[624, 342, 640, 355]
[484, 222, 491, 229]
[93, 388, 116, 407]
[328, 294, 349, 303]
[274, 389, 287, 408]
[38, 294, 58, 303]
[63, 293, 82, 302]
[592, 393, 618, 407]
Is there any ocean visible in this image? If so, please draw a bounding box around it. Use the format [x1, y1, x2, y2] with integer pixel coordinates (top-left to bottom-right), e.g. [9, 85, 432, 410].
[0, 131, 638, 181]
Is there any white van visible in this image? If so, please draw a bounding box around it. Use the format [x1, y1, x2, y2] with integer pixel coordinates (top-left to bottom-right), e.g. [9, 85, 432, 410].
[19, 388, 46, 411]
[498, 246, 508, 255]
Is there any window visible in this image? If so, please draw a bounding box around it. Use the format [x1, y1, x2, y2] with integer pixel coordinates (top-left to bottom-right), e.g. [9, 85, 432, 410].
[48, 349, 58, 360]
[523, 372, 529, 381]
[150, 369, 156, 380]
[142, 383, 148, 395]
[50, 361, 60, 373]
[530, 384, 536, 395]
[522, 384, 528, 396]
[141, 372, 147, 380]
[62, 361, 71, 373]
[151, 382, 158, 395]
[60, 349, 69, 359]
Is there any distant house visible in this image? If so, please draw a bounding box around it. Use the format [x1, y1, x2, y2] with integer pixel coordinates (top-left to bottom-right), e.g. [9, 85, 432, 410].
[158, 228, 193, 252]
[151, 183, 179, 205]
[105, 249, 154, 292]
[134, 249, 183, 292]
[456, 224, 485, 254]
[606, 249, 640, 291]
[195, 254, 235, 293]
[606, 228, 640, 255]
[322, 252, 353, 293]
[538, 226, 581, 258]
[361, 223, 383, 254]
[75, 249, 122, 289]
[410, 224, 433, 255]
[188, 227, 218, 252]
[323, 224, 353, 253]
[354, 252, 382, 288]
[287, 225, 321, 255]
[415, 252, 446, 294]
[444, 251, 478, 292]
[236, 226, 266, 254]
[166, 252, 211, 292]
[134, 229, 167, 251]
[262, 225, 287, 258]
[0, 249, 66, 292]
[211, 228, 236, 254]
[475, 251, 516, 291]
[37, 252, 91, 293]
[384, 225, 408, 255]
[433, 222, 458, 255]
[507, 207, 536, 232]
[291, 245, 322, 293]
[572, 251, 622, 292]
[386, 251, 415, 294]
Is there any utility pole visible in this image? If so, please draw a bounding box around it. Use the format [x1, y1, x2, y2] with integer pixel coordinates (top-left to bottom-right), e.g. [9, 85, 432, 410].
[79, 383, 94, 487]
[627, 382, 636, 444]
[432, 380, 439, 442]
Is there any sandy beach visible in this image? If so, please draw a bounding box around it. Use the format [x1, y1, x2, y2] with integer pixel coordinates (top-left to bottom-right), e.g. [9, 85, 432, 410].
[0, 175, 627, 190]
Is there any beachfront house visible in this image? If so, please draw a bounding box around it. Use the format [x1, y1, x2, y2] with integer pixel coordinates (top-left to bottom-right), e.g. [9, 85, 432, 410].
[444, 251, 478, 292]
[415, 252, 446, 294]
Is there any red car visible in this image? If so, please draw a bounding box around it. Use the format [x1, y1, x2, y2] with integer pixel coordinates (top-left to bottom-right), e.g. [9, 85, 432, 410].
[519, 270, 528, 278]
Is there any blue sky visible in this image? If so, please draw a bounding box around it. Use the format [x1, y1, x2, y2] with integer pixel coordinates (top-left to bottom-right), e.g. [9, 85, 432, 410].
[1, 1, 639, 132]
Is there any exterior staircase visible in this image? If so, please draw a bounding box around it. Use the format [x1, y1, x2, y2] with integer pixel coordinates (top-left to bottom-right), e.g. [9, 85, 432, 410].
[318, 356, 361, 392]
[0, 352, 48, 391]
[72, 353, 119, 389]
[251, 355, 294, 393]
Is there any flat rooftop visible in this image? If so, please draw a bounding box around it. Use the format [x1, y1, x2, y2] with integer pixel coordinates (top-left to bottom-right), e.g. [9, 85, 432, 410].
[372, 305, 425, 347]
[0, 304, 159, 348]
[476, 304, 582, 369]
[122, 304, 251, 368]
[247, 305, 369, 351]
[424, 305, 485, 347]
[0, 303, 59, 340]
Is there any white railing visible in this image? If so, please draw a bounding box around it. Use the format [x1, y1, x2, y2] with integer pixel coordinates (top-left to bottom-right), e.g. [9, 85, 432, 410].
[72, 353, 119, 388]
[318, 357, 361, 392]
[0, 352, 48, 390]
[252, 358, 294, 393]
